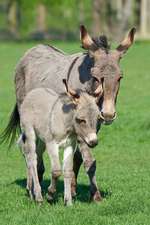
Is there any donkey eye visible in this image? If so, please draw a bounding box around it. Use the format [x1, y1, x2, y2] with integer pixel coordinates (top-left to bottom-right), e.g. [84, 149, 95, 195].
[76, 118, 86, 124]
[93, 76, 99, 83]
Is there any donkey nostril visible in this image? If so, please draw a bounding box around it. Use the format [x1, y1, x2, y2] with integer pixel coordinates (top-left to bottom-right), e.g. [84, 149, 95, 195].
[99, 111, 105, 120]
[113, 112, 117, 119]
[101, 111, 116, 121]
[112, 112, 116, 118]
[89, 139, 98, 147]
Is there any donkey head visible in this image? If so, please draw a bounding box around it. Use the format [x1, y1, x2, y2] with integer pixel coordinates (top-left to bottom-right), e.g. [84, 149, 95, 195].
[80, 25, 136, 124]
[63, 79, 99, 148]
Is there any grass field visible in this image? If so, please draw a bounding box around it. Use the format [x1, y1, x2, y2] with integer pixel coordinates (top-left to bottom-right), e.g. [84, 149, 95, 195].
[0, 40, 150, 225]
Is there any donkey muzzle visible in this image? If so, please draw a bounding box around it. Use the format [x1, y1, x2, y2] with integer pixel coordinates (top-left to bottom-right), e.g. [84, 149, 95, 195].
[100, 99, 117, 124]
[85, 133, 98, 148]
[99, 111, 116, 125]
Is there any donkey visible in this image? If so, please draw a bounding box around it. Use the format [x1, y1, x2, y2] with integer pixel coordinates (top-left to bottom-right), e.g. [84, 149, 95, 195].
[18, 79, 100, 205]
[1, 25, 136, 201]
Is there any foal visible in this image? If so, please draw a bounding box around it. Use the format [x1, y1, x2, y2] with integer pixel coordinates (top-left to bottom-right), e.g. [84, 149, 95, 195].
[18, 79, 100, 206]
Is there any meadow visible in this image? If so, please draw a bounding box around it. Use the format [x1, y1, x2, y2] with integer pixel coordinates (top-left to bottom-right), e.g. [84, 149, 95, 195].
[0, 40, 150, 225]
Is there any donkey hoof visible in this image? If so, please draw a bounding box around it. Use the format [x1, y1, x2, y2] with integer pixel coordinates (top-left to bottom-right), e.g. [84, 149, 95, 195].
[35, 194, 43, 203]
[26, 189, 34, 200]
[90, 191, 102, 202]
[36, 198, 43, 203]
[64, 199, 73, 207]
[47, 193, 54, 203]
[71, 190, 77, 198]
[36, 198, 43, 204]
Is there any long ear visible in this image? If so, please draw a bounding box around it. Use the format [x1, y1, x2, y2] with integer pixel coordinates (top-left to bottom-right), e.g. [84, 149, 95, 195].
[62, 79, 80, 101]
[116, 27, 136, 57]
[80, 25, 97, 50]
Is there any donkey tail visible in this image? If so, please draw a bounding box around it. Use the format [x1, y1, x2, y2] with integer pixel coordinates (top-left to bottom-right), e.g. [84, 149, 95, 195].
[0, 103, 20, 148]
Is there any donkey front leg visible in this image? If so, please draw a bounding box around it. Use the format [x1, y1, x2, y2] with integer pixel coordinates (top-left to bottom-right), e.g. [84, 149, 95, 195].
[71, 148, 83, 197]
[72, 142, 102, 202]
[26, 167, 33, 200]
[36, 139, 45, 183]
[46, 141, 61, 202]
[63, 146, 74, 206]
[22, 128, 43, 203]
[80, 142, 102, 201]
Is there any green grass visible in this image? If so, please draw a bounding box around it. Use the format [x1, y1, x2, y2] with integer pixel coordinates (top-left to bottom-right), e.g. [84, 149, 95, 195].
[0, 41, 150, 225]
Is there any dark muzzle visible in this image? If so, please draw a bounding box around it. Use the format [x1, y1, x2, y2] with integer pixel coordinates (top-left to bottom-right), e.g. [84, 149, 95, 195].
[100, 111, 116, 124]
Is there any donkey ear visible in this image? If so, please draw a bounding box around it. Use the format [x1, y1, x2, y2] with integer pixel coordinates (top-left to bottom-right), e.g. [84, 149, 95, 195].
[80, 25, 96, 50]
[116, 27, 136, 57]
[62, 79, 80, 102]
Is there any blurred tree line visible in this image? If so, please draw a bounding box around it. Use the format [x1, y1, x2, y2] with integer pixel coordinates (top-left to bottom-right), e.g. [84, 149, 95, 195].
[0, 0, 149, 41]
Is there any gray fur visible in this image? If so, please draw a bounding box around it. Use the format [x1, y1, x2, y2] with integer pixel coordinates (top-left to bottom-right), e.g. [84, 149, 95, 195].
[19, 87, 99, 205]
[15, 45, 93, 109]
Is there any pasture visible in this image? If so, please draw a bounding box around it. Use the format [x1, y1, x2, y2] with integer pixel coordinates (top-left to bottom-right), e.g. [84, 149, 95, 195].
[0, 41, 150, 225]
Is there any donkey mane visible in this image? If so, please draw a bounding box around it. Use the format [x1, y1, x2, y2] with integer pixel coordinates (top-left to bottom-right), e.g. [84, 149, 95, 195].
[92, 35, 110, 52]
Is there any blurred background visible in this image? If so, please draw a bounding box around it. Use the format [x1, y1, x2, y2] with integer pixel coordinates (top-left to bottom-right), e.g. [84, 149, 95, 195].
[0, 0, 149, 42]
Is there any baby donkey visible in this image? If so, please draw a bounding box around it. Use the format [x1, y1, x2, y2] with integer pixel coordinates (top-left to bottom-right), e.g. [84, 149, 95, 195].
[19, 79, 100, 206]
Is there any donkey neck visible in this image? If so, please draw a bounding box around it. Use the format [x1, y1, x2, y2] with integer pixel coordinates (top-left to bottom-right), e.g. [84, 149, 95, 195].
[67, 53, 95, 94]
[49, 94, 77, 140]
[60, 95, 76, 133]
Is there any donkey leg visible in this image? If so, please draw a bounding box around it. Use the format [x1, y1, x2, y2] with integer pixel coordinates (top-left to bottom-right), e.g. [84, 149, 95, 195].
[71, 148, 83, 197]
[63, 146, 74, 206]
[46, 141, 61, 201]
[36, 139, 45, 183]
[18, 135, 33, 199]
[26, 167, 33, 199]
[23, 128, 43, 203]
[80, 142, 102, 202]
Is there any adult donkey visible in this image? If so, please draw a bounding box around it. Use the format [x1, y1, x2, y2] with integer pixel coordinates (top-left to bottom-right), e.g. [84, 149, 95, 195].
[1, 25, 136, 201]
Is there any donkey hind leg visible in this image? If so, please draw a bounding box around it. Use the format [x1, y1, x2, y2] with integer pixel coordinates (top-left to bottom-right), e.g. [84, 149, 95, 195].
[71, 147, 83, 197]
[46, 141, 61, 202]
[26, 167, 33, 200]
[18, 134, 33, 198]
[36, 139, 45, 183]
[23, 128, 43, 203]
[80, 142, 102, 202]
[63, 146, 74, 206]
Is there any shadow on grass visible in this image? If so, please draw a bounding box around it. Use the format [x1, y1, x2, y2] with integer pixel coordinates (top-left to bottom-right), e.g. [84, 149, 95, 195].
[14, 178, 111, 203]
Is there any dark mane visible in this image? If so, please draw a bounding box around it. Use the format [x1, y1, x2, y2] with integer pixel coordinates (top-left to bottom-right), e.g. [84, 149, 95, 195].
[92, 35, 110, 51]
